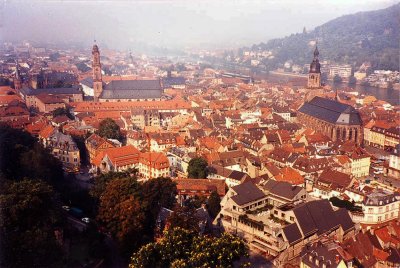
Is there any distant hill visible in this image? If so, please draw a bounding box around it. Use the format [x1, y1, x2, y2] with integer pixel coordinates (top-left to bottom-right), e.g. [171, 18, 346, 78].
[249, 3, 399, 72]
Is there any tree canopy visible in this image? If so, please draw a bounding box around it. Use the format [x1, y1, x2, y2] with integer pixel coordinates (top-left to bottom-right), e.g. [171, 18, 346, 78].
[97, 118, 122, 140]
[0, 178, 63, 267]
[95, 174, 177, 256]
[187, 157, 208, 179]
[130, 227, 249, 268]
[207, 191, 221, 219]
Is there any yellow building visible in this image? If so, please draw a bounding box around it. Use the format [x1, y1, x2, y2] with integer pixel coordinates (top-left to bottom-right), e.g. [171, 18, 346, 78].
[350, 154, 371, 178]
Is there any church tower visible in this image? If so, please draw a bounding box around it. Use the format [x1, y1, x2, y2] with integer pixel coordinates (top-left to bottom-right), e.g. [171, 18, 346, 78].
[14, 60, 22, 91]
[307, 46, 321, 88]
[92, 43, 103, 102]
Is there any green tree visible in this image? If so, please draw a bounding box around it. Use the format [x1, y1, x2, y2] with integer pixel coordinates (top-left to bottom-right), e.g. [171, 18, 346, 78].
[140, 177, 177, 238]
[52, 107, 73, 119]
[187, 157, 208, 179]
[97, 177, 144, 255]
[348, 76, 357, 85]
[0, 179, 63, 267]
[129, 227, 248, 268]
[207, 191, 221, 219]
[97, 118, 122, 140]
[0, 124, 63, 183]
[90, 169, 137, 201]
[166, 206, 200, 232]
[333, 74, 343, 84]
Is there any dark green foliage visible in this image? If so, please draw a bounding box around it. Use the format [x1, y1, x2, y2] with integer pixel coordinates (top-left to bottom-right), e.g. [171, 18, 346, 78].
[329, 197, 362, 212]
[184, 195, 207, 209]
[333, 74, 343, 84]
[250, 4, 399, 72]
[95, 174, 177, 257]
[207, 191, 221, 219]
[71, 134, 89, 165]
[52, 107, 74, 119]
[187, 157, 208, 179]
[166, 206, 200, 232]
[90, 169, 137, 201]
[348, 76, 357, 85]
[97, 118, 122, 140]
[130, 227, 249, 268]
[0, 124, 63, 183]
[0, 179, 63, 267]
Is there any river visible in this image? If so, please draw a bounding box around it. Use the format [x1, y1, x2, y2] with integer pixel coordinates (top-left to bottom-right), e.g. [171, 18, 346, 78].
[257, 72, 399, 106]
[328, 82, 399, 106]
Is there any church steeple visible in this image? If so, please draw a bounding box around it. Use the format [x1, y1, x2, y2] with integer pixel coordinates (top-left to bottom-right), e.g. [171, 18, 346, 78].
[307, 45, 321, 88]
[14, 59, 22, 90]
[92, 42, 103, 102]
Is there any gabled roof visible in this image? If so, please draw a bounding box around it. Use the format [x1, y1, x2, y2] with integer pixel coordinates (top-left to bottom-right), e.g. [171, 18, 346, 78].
[39, 124, 56, 139]
[298, 96, 362, 125]
[101, 80, 162, 99]
[104, 145, 140, 167]
[173, 178, 225, 196]
[283, 223, 302, 245]
[263, 180, 304, 200]
[231, 181, 266, 206]
[293, 199, 354, 238]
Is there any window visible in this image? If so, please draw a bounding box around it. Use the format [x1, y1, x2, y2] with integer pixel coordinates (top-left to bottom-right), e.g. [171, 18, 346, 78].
[378, 216, 382, 222]
[368, 208, 374, 213]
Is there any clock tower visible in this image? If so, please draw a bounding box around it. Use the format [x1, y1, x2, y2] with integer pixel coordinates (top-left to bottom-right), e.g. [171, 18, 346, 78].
[92, 43, 103, 102]
[307, 46, 321, 89]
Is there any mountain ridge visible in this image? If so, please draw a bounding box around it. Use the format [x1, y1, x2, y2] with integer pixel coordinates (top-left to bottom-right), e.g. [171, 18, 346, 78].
[247, 3, 399, 72]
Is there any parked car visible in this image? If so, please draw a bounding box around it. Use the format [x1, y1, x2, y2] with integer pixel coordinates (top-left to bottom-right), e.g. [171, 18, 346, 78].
[62, 206, 71, 211]
[81, 217, 90, 224]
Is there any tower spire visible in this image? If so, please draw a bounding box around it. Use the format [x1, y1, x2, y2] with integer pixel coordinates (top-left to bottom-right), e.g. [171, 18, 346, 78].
[14, 58, 22, 90]
[92, 42, 103, 102]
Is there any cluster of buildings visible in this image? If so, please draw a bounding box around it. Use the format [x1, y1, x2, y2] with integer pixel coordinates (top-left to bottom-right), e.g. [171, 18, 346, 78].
[1, 41, 400, 267]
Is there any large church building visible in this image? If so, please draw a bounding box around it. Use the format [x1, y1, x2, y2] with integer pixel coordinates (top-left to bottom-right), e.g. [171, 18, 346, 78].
[90, 44, 163, 102]
[297, 47, 363, 145]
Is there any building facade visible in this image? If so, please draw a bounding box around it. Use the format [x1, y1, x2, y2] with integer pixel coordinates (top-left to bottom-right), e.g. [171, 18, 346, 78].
[298, 97, 363, 145]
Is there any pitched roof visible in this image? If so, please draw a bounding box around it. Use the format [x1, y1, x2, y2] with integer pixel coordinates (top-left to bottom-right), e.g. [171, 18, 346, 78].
[104, 145, 140, 167]
[39, 124, 56, 139]
[293, 199, 354, 238]
[298, 96, 362, 125]
[317, 169, 353, 189]
[276, 167, 304, 185]
[283, 223, 302, 245]
[231, 181, 266, 206]
[263, 180, 304, 200]
[173, 178, 225, 196]
[101, 80, 162, 99]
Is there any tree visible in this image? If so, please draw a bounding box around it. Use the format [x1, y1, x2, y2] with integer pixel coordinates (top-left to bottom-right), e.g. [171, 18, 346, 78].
[97, 118, 122, 140]
[130, 227, 249, 268]
[207, 191, 221, 219]
[0, 125, 63, 183]
[0, 179, 63, 267]
[333, 74, 343, 84]
[187, 157, 208, 179]
[90, 169, 137, 201]
[348, 76, 357, 85]
[166, 206, 200, 232]
[139, 177, 177, 237]
[97, 177, 144, 255]
[52, 107, 73, 119]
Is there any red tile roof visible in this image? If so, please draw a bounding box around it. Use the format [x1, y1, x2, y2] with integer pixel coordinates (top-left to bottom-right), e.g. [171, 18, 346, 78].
[173, 178, 226, 196]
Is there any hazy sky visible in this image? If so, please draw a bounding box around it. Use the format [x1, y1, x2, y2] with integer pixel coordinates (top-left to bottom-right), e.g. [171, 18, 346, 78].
[1, 0, 397, 50]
